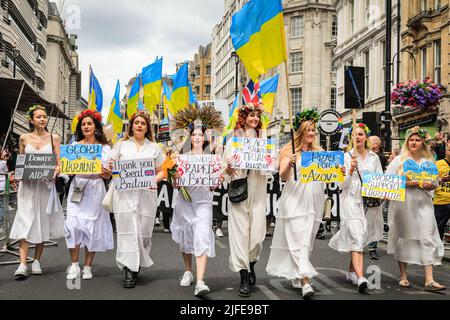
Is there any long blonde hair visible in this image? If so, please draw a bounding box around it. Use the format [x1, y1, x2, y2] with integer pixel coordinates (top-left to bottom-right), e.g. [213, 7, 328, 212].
[398, 132, 435, 175]
[279, 121, 320, 160]
[346, 127, 372, 152]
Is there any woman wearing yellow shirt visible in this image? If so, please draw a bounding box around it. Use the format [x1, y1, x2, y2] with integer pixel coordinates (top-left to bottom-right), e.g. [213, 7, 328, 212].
[434, 139, 450, 240]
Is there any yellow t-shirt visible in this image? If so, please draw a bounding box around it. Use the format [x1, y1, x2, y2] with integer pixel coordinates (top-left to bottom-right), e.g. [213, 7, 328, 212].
[434, 159, 450, 205]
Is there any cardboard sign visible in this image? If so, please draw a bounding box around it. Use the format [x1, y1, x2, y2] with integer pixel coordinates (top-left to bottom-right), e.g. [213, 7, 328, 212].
[231, 137, 277, 171]
[403, 159, 439, 184]
[362, 172, 406, 202]
[177, 155, 222, 187]
[112, 158, 156, 190]
[60, 144, 103, 175]
[14, 153, 56, 180]
[300, 151, 344, 183]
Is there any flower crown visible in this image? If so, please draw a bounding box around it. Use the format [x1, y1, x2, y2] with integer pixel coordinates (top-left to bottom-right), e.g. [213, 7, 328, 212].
[27, 105, 46, 121]
[238, 103, 264, 114]
[293, 108, 321, 131]
[348, 123, 371, 137]
[78, 109, 102, 123]
[130, 110, 151, 123]
[406, 126, 431, 141]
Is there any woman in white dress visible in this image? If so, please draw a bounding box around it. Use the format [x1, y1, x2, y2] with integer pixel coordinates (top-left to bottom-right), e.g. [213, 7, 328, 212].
[109, 111, 165, 288]
[11, 105, 65, 279]
[65, 110, 114, 281]
[329, 124, 383, 294]
[170, 106, 225, 297]
[223, 103, 268, 297]
[386, 126, 445, 291]
[266, 109, 329, 299]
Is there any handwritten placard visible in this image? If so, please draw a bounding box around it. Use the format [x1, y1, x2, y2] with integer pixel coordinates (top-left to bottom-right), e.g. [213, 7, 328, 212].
[112, 158, 156, 190]
[60, 144, 103, 175]
[403, 159, 439, 184]
[15, 154, 56, 180]
[300, 151, 344, 183]
[177, 155, 222, 187]
[362, 172, 406, 202]
[231, 137, 277, 171]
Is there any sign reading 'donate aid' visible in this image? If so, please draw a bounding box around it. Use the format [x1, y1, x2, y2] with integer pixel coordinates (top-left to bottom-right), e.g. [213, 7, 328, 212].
[177, 155, 222, 187]
[362, 172, 406, 202]
[112, 158, 156, 190]
[60, 144, 103, 175]
[14, 154, 56, 180]
[300, 151, 345, 183]
[231, 137, 277, 171]
[403, 159, 439, 184]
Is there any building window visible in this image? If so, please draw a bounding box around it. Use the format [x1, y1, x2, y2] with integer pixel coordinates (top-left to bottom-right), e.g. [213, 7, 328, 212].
[421, 0, 428, 11]
[331, 87, 337, 109]
[434, 41, 441, 83]
[365, 0, 370, 23]
[364, 51, 370, 99]
[332, 15, 338, 37]
[291, 88, 302, 115]
[421, 47, 427, 79]
[195, 66, 200, 78]
[206, 65, 211, 75]
[195, 86, 200, 95]
[350, 0, 354, 34]
[205, 85, 211, 95]
[290, 52, 303, 73]
[290, 16, 303, 38]
[435, 0, 441, 9]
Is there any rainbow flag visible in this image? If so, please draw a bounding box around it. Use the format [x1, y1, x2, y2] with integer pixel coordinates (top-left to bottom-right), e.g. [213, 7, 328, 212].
[127, 74, 140, 119]
[142, 57, 163, 114]
[171, 63, 189, 114]
[88, 67, 103, 112]
[107, 80, 123, 134]
[230, 0, 287, 81]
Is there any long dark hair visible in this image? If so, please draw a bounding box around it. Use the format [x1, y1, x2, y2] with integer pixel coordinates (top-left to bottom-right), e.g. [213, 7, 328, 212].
[28, 105, 49, 132]
[125, 111, 154, 142]
[180, 125, 210, 154]
[75, 115, 109, 145]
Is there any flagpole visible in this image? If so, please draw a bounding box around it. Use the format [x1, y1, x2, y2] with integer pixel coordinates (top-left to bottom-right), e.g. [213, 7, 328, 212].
[283, 61, 298, 181]
[88, 65, 92, 109]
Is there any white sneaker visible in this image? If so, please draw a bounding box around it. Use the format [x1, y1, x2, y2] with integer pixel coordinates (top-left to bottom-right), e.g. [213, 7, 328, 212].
[270, 222, 275, 228]
[31, 260, 42, 275]
[14, 263, 29, 280]
[155, 217, 161, 226]
[357, 277, 370, 294]
[180, 271, 194, 287]
[215, 228, 224, 238]
[346, 272, 358, 285]
[302, 283, 315, 299]
[194, 280, 210, 297]
[163, 228, 170, 233]
[82, 266, 93, 280]
[66, 263, 81, 280]
[291, 279, 302, 289]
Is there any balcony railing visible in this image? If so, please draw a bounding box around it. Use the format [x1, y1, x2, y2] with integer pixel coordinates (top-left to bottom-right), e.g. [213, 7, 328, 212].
[407, 8, 441, 28]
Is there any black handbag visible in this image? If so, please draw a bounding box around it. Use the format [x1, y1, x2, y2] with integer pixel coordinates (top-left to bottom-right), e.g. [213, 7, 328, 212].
[228, 177, 248, 203]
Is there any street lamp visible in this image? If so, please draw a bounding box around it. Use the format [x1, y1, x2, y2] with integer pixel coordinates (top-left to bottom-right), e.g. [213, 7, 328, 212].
[231, 51, 239, 95]
[11, 47, 20, 78]
[392, 48, 417, 84]
[61, 100, 68, 144]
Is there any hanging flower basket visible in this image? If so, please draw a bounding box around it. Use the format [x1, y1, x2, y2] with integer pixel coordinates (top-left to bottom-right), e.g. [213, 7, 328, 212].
[391, 77, 447, 111]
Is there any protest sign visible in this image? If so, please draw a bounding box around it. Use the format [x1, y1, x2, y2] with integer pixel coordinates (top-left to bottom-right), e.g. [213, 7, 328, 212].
[112, 158, 156, 190]
[60, 144, 103, 175]
[177, 155, 222, 187]
[362, 172, 406, 202]
[231, 137, 277, 171]
[300, 151, 344, 183]
[403, 159, 439, 184]
[14, 154, 56, 180]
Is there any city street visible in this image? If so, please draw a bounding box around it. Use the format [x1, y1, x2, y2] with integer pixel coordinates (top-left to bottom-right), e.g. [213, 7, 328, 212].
[1, 222, 449, 300]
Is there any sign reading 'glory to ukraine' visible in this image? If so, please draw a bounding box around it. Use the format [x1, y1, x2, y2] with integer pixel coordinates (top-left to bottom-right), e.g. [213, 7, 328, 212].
[362, 172, 406, 202]
[301, 151, 344, 183]
[60, 144, 103, 175]
[177, 155, 222, 187]
[231, 137, 277, 171]
[112, 158, 156, 190]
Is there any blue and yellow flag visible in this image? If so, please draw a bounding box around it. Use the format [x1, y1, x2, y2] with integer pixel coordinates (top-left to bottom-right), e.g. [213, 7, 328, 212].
[163, 81, 176, 116]
[88, 67, 103, 112]
[230, 0, 287, 81]
[127, 74, 140, 119]
[171, 63, 189, 114]
[227, 93, 240, 130]
[142, 57, 163, 114]
[188, 81, 198, 105]
[138, 99, 145, 111]
[107, 80, 123, 134]
[259, 74, 279, 114]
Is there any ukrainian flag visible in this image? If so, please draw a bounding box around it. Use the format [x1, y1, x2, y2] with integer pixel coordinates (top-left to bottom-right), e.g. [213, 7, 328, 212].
[227, 93, 240, 130]
[171, 63, 189, 114]
[142, 57, 163, 113]
[188, 81, 198, 105]
[163, 81, 176, 116]
[88, 67, 103, 112]
[107, 80, 123, 134]
[138, 99, 145, 111]
[259, 74, 279, 114]
[230, 0, 287, 81]
[127, 74, 140, 119]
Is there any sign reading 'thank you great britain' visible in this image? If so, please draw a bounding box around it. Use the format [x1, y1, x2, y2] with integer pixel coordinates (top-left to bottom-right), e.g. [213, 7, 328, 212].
[301, 151, 344, 183]
[231, 137, 277, 171]
[60, 144, 103, 175]
[112, 158, 156, 190]
[177, 155, 222, 187]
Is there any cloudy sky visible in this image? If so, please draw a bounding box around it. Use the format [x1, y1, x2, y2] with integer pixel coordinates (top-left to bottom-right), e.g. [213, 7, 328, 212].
[57, 0, 224, 118]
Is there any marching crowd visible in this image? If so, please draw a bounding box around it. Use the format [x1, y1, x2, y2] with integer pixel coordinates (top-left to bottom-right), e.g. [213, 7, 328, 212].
[1, 102, 449, 299]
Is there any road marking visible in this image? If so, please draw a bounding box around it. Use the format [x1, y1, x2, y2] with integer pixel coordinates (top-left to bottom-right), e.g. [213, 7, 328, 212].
[215, 239, 226, 249]
[256, 284, 280, 300]
[269, 279, 295, 294]
[315, 268, 358, 293]
[379, 269, 431, 295]
[310, 278, 334, 295]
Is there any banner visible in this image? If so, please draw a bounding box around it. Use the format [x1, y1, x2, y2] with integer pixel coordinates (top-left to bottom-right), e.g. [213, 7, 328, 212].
[231, 137, 277, 171]
[361, 172, 406, 202]
[112, 158, 156, 190]
[403, 159, 439, 184]
[177, 155, 222, 187]
[300, 151, 344, 183]
[14, 154, 56, 180]
[60, 144, 103, 175]
[157, 123, 170, 143]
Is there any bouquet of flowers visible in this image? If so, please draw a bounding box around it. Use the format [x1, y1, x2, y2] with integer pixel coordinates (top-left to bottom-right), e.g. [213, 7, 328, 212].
[391, 77, 447, 110]
[161, 155, 192, 202]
